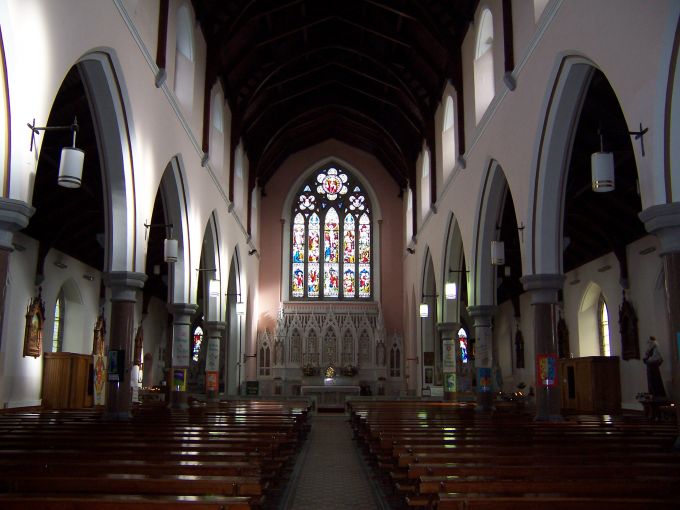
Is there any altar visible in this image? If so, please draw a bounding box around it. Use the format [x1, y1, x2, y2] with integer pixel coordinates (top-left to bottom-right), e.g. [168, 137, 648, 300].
[301, 384, 361, 410]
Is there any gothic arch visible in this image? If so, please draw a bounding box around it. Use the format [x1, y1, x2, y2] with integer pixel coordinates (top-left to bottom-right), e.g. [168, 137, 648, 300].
[197, 211, 222, 322]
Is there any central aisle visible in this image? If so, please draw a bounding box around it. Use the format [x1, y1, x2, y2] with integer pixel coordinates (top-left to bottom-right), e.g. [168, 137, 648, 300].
[281, 414, 388, 510]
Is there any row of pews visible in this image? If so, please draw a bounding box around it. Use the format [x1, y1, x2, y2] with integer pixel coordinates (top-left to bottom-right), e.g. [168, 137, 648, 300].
[349, 400, 680, 510]
[0, 399, 311, 509]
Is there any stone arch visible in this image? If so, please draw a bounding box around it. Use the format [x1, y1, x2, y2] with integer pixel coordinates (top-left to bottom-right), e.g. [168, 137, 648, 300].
[159, 156, 190, 304]
[442, 213, 466, 323]
[197, 211, 222, 322]
[77, 52, 136, 273]
[421, 247, 438, 386]
[225, 246, 244, 394]
[471, 159, 510, 307]
[529, 56, 596, 275]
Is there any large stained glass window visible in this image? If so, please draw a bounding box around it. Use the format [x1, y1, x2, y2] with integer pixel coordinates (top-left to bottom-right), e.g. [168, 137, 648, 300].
[291, 166, 372, 300]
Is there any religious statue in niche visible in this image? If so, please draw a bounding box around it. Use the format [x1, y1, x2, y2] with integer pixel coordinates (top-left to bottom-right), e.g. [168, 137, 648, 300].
[557, 314, 570, 359]
[619, 293, 640, 360]
[514, 328, 525, 369]
[92, 312, 106, 356]
[23, 289, 45, 358]
[133, 322, 144, 366]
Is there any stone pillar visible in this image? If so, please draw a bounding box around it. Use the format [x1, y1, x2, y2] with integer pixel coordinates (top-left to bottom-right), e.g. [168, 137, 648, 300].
[0, 198, 35, 348]
[102, 271, 147, 420]
[467, 305, 495, 412]
[521, 273, 565, 422]
[168, 302, 198, 409]
[639, 203, 680, 447]
[437, 322, 460, 401]
[204, 320, 225, 401]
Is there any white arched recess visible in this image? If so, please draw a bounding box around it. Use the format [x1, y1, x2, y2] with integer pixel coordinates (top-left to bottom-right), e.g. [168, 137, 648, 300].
[280, 156, 383, 301]
[470, 159, 509, 308]
[226, 248, 243, 395]
[528, 56, 596, 275]
[421, 248, 438, 391]
[78, 52, 135, 272]
[159, 156, 190, 304]
[200, 212, 223, 323]
[442, 214, 465, 323]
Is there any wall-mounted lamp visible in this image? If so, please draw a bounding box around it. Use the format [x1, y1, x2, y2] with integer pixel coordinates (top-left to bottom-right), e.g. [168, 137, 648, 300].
[28, 117, 84, 188]
[248, 249, 258, 256]
[592, 124, 648, 193]
[491, 240, 505, 266]
[406, 247, 415, 255]
[236, 301, 246, 316]
[196, 268, 220, 297]
[144, 221, 178, 263]
[420, 293, 437, 318]
[445, 282, 457, 300]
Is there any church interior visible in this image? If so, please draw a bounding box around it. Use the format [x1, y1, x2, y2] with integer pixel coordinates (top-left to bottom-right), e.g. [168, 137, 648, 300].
[0, 1, 679, 508]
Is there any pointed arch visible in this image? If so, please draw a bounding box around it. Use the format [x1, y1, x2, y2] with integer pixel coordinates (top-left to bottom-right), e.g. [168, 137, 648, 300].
[442, 213, 466, 323]
[198, 211, 222, 322]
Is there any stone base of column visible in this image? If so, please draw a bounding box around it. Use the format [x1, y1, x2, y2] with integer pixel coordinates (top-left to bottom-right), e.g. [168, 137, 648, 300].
[475, 391, 494, 412]
[206, 390, 219, 402]
[168, 390, 189, 410]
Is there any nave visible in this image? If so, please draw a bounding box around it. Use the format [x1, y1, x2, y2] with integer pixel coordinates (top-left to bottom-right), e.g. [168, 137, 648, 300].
[0, 399, 679, 509]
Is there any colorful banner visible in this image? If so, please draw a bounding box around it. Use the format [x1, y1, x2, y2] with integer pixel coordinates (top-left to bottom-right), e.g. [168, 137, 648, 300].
[536, 354, 557, 387]
[173, 368, 187, 391]
[478, 367, 492, 392]
[442, 339, 456, 372]
[444, 373, 457, 393]
[93, 354, 106, 405]
[205, 371, 219, 392]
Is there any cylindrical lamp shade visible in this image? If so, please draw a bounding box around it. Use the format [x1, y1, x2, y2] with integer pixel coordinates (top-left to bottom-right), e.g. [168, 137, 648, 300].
[445, 282, 457, 300]
[164, 238, 178, 263]
[58, 147, 84, 188]
[208, 279, 220, 297]
[419, 303, 429, 318]
[591, 151, 615, 192]
[491, 240, 505, 266]
[236, 301, 246, 316]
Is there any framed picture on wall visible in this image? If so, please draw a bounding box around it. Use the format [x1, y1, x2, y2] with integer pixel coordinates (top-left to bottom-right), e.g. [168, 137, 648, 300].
[23, 291, 45, 358]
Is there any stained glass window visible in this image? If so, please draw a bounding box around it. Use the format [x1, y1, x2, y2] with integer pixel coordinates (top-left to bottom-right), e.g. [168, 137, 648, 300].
[192, 326, 203, 363]
[291, 165, 372, 300]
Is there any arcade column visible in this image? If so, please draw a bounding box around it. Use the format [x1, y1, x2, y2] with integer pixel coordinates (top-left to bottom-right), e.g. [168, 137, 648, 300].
[204, 320, 226, 401]
[521, 273, 565, 422]
[167, 302, 198, 409]
[467, 305, 495, 412]
[102, 271, 147, 420]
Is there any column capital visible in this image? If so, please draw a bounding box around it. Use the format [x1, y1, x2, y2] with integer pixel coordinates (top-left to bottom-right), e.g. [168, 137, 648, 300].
[0, 198, 35, 251]
[168, 302, 198, 323]
[436, 321, 460, 333]
[103, 271, 147, 301]
[205, 320, 227, 335]
[520, 273, 565, 304]
[639, 202, 680, 255]
[466, 305, 496, 327]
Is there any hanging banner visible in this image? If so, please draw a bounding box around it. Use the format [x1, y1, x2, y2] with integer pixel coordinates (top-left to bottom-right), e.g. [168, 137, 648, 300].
[93, 354, 106, 405]
[442, 339, 456, 373]
[172, 326, 190, 367]
[444, 372, 457, 393]
[205, 337, 220, 372]
[173, 368, 187, 391]
[478, 367, 492, 392]
[536, 354, 557, 387]
[205, 371, 219, 392]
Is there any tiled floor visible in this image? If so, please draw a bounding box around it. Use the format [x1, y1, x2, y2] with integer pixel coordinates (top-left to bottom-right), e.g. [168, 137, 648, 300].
[280, 414, 390, 510]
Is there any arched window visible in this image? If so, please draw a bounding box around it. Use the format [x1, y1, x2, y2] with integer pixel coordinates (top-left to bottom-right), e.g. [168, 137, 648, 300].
[458, 327, 469, 364]
[420, 148, 431, 221]
[474, 8, 495, 123]
[405, 187, 414, 244]
[209, 90, 224, 170]
[175, 3, 195, 111]
[192, 325, 203, 362]
[442, 94, 457, 180]
[52, 291, 64, 353]
[598, 296, 611, 356]
[291, 166, 372, 300]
